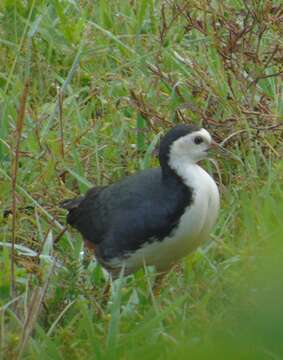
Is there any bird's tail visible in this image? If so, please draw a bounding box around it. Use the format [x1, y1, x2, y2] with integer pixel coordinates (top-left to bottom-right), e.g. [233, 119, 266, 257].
[60, 197, 84, 210]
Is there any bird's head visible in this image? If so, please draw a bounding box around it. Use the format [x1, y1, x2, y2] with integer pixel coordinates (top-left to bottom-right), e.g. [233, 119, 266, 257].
[159, 124, 217, 171]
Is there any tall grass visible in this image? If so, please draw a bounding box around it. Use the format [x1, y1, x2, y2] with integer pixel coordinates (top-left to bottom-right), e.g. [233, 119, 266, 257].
[0, 1, 282, 359]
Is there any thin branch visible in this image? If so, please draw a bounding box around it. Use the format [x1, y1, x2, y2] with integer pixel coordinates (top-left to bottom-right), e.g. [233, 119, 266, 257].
[16, 260, 56, 360]
[0, 167, 65, 231]
[264, 45, 279, 69]
[11, 80, 29, 299]
[249, 71, 283, 88]
[53, 226, 68, 244]
[58, 86, 65, 159]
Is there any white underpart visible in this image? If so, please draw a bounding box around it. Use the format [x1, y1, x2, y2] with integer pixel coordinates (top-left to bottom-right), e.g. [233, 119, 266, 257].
[110, 128, 220, 272]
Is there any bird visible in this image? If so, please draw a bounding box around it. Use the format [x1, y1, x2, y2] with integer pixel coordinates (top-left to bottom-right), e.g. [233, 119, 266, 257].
[61, 124, 220, 278]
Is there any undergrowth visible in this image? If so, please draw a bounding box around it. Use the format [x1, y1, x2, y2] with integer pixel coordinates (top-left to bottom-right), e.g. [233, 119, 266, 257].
[0, 1, 282, 359]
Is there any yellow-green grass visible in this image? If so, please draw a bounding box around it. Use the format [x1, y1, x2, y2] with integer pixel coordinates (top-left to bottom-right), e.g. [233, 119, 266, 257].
[0, 1, 282, 359]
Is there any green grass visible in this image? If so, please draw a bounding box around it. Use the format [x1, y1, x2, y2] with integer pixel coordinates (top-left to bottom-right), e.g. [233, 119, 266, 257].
[0, 1, 282, 359]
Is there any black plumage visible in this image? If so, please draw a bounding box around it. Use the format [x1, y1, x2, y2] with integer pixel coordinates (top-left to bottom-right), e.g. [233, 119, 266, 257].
[61, 124, 200, 272]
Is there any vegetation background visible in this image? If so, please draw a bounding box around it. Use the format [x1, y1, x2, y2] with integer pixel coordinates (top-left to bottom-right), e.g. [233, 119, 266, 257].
[0, 0, 282, 359]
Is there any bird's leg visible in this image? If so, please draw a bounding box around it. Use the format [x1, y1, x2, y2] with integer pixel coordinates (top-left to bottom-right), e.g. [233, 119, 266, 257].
[84, 239, 96, 253]
[153, 270, 168, 296]
[83, 239, 112, 304]
[82, 239, 96, 268]
[152, 263, 180, 296]
[102, 279, 111, 303]
[143, 261, 170, 297]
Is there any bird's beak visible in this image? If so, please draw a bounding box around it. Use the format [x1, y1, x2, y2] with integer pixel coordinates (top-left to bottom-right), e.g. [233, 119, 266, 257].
[209, 140, 227, 154]
[209, 140, 242, 162]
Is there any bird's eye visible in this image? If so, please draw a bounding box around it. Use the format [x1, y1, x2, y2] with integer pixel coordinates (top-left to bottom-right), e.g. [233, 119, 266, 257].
[194, 136, 203, 145]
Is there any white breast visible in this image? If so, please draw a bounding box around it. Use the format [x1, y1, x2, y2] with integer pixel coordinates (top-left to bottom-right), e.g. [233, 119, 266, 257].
[175, 164, 220, 252]
[110, 164, 220, 273]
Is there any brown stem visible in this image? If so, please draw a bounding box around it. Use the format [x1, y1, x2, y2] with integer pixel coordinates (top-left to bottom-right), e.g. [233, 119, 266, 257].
[11, 80, 29, 298]
[58, 87, 65, 159]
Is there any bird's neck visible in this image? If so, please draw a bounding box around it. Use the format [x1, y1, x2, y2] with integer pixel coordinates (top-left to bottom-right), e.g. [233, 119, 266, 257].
[162, 159, 201, 189]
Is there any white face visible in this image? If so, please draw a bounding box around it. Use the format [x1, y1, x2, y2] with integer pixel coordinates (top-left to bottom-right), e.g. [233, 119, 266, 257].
[168, 128, 212, 166]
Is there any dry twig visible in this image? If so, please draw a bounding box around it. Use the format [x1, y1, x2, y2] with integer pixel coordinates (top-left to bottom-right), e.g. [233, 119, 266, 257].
[11, 81, 29, 298]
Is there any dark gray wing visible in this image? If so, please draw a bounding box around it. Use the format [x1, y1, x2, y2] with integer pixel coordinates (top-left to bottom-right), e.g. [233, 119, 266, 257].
[78, 169, 192, 258]
[61, 168, 193, 258]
